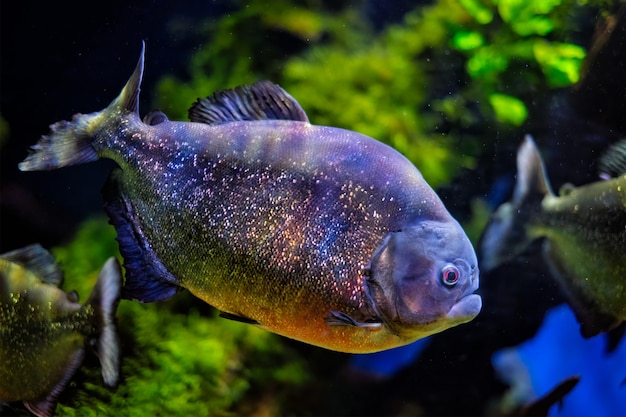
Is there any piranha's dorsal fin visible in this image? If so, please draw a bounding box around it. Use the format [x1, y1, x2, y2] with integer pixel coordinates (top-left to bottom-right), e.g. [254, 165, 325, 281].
[111, 40, 145, 115]
[1, 244, 63, 286]
[513, 135, 555, 204]
[480, 135, 553, 272]
[188, 80, 309, 125]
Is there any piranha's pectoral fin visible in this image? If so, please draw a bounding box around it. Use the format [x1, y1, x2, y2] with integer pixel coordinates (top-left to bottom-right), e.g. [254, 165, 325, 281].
[1, 244, 63, 286]
[23, 347, 85, 417]
[219, 311, 260, 325]
[104, 173, 182, 303]
[325, 310, 383, 329]
[188, 80, 309, 125]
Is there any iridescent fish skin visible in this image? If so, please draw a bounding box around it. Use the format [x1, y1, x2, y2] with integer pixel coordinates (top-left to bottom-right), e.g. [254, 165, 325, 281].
[19, 44, 480, 353]
[481, 136, 626, 337]
[0, 245, 121, 417]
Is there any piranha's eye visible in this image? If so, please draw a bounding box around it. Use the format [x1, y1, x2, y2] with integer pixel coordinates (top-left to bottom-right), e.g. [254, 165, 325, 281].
[441, 264, 460, 287]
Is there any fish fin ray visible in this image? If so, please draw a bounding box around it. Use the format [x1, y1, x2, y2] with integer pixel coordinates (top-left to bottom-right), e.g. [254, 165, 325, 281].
[18, 42, 145, 171]
[86, 257, 122, 387]
[219, 311, 260, 325]
[479, 136, 551, 271]
[103, 174, 181, 303]
[188, 80, 309, 125]
[599, 138, 626, 178]
[325, 310, 382, 328]
[1, 244, 63, 286]
[514, 135, 554, 203]
[111, 40, 145, 115]
[18, 117, 100, 171]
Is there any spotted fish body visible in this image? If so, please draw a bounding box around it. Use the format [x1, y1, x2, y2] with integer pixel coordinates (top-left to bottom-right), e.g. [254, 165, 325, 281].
[0, 245, 121, 417]
[20, 44, 481, 353]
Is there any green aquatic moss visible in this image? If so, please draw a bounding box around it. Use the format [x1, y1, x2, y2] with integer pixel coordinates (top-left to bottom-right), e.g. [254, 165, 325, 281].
[451, 0, 588, 126]
[50, 217, 311, 416]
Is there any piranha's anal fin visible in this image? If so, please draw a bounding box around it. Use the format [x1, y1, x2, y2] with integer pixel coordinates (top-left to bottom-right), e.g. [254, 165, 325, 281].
[103, 173, 181, 303]
[219, 311, 260, 325]
[325, 310, 382, 329]
[188, 80, 309, 125]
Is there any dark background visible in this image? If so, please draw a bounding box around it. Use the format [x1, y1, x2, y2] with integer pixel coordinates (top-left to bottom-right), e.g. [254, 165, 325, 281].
[0, 0, 230, 252]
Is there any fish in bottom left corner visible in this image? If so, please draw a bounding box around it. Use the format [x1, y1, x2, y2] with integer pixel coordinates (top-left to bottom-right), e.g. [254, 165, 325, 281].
[0, 244, 122, 417]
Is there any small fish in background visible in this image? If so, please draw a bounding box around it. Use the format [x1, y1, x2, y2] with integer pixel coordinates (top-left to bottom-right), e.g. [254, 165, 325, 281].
[480, 135, 626, 337]
[18, 43, 480, 353]
[492, 304, 626, 417]
[0, 244, 121, 417]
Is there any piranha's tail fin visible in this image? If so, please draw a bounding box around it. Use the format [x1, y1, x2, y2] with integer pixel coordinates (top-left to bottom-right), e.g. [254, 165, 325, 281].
[480, 135, 552, 271]
[85, 257, 122, 387]
[18, 42, 145, 171]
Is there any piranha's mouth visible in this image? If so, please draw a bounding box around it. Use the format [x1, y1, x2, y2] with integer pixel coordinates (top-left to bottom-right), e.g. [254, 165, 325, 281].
[447, 265, 481, 323]
[446, 293, 482, 324]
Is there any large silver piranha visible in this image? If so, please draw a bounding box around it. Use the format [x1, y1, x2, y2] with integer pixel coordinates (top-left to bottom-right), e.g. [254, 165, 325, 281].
[481, 136, 626, 337]
[0, 245, 121, 417]
[19, 44, 481, 353]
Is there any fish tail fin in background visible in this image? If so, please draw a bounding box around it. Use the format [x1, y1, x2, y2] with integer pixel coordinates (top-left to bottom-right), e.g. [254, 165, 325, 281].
[18, 42, 145, 172]
[84, 257, 122, 387]
[598, 138, 626, 179]
[480, 135, 552, 271]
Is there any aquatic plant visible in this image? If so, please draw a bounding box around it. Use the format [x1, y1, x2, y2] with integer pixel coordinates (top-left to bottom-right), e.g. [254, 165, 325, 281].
[153, 0, 596, 189]
[155, 0, 477, 188]
[50, 217, 310, 416]
[450, 0, 587, 127]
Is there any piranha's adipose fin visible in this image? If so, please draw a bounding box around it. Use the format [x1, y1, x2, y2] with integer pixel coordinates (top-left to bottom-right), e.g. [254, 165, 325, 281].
[188, 80, 309, 125]
[103, 175, 182, 303]
[85, 257, 122, 387]
[1, 244, 63, 286]
[480, 135, 550, 272]
[18, 42, 145, 172]
[219, 311, 260, 325]
[325, 310, 383, 328]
